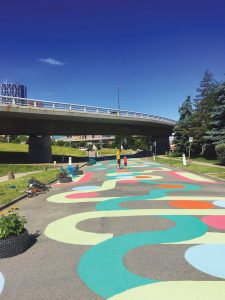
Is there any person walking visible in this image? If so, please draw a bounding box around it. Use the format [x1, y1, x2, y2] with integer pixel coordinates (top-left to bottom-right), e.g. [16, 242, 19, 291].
[116, 149, 121, 169]
[123, 156, 128, 170]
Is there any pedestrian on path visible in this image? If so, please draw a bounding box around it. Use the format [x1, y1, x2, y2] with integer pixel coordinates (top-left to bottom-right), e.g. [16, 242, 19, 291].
[123, 156, 128, 170]
[116, 149, 121, 169]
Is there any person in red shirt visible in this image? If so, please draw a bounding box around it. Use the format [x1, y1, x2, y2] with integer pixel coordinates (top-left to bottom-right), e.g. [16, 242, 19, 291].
[123, 156, 128, 169]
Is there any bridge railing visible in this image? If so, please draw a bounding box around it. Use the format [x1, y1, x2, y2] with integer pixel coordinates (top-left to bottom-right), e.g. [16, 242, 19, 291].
[0, 95, 176, 124]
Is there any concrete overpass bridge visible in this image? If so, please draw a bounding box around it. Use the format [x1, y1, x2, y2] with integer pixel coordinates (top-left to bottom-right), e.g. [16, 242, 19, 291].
[0, 95, 176, 162]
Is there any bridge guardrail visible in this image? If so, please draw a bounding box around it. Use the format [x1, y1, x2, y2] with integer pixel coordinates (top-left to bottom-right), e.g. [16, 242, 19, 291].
[0, 95, 176, 125]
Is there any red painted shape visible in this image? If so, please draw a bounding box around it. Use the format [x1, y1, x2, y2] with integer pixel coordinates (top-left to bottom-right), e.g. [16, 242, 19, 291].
[77, 172, 93, 184]
[156, 184, 185, 189]
[202, 216, 225, 230]
[51, 172, 93, 187]
[169, 200, 215, 209]
[66, 192, 99, 199]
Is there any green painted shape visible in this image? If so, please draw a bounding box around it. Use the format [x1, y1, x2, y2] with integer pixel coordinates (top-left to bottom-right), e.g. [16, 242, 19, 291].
[78, 216, 207, 299]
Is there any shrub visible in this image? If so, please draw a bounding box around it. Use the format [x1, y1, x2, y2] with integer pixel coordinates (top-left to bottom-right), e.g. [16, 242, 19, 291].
[0, 207, 26, 239]
[202, 143, 216, 159]
[216, 144, 225, 165]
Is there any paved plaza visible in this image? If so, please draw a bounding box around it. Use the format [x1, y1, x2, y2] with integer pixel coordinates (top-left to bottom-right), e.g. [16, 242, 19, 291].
[1, 158, 225, 299]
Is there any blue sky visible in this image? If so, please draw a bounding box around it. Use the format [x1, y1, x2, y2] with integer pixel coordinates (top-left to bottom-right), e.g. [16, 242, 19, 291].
[0, 0, 225, 120]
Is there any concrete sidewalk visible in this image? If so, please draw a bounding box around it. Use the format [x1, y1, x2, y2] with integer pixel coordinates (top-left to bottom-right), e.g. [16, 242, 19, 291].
[0, 170, 43, 183]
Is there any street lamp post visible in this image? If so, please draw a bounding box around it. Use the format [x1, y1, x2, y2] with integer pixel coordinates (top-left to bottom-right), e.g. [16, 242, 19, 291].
[116, 85, 122, 113]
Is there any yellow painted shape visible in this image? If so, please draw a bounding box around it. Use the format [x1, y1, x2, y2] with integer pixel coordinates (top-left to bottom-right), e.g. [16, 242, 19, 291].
[176, 171, 215, 182]
[164, 232, 225, 245]
[48, 196, 117, 204]
[44, 209, 225, 245]
[107, 281, 225, 300]
[107, 169, 170, 177]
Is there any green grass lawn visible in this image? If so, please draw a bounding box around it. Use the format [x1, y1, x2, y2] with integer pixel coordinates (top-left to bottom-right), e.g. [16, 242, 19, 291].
[52, 145, 86, 157]
[0, 168, 60, 207]
[0, 142, 86, 157]
[152, 156, 225, 179]
[0, 143, 134, 157]
[191, 157, 219, 164]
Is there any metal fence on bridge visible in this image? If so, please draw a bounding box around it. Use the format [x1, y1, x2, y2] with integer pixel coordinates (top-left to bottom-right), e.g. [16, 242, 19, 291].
[0, 95, 176, 124]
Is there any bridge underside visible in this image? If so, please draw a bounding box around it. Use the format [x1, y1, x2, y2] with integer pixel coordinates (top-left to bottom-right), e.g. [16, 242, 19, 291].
[0, 112, 173, 136]
[0, 109, 174, 162]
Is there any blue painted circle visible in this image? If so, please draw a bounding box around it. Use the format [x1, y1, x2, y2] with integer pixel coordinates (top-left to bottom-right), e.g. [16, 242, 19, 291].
[115, 176, 135, 180]
[0, 272, 4, 294]
[185, 244, 225, 279]
[72, 186, 99, 191]
[213, 200, 225, 208]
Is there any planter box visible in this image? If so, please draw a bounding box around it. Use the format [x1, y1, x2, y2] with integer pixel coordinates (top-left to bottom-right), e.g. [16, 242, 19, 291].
[0, 229, 30, 258]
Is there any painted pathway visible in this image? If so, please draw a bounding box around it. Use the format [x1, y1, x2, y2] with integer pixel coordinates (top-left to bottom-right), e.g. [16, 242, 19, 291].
[44, 158, 225, 299]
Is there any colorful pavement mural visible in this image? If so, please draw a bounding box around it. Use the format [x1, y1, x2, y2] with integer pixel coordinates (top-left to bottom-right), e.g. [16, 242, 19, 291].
[45, 158, 225, 299]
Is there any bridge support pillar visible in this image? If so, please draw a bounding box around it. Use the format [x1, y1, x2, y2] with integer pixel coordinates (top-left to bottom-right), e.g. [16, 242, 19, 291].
[28, 135, 52, 163]
[153, 136, 170, 155]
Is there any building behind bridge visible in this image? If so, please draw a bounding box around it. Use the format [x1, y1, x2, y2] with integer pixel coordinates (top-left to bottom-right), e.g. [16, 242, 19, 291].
[1, 83, 27, 98]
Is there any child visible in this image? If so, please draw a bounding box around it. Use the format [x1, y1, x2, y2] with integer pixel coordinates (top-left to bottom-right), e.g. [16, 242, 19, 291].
[123, 156, 128, 169]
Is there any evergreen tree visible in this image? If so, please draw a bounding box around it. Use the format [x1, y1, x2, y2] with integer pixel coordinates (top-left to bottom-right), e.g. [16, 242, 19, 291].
[194, 70, 216, 104]
[189, 70, 217, 155]
[205, 82, 225, 145]
[174, 96, 193, 155]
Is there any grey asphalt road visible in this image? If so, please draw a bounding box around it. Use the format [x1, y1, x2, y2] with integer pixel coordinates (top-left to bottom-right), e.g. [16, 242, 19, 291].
[1, 158, 225, 300]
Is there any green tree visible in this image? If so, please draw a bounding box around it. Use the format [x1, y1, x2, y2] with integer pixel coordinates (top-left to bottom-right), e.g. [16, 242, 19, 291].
[174, 96, 193, 155]
[205, 82, 225, 145]
[194, 70, 216, 104]
[189, 71, 217, 155]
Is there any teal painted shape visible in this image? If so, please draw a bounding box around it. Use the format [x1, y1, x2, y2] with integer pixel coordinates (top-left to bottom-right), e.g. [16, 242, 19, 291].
[78, 216, 208, 299]
[96, 182, 201, 211]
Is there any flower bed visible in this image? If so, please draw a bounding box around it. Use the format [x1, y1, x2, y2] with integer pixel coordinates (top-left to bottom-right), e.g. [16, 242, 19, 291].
[0, 207, 30, 258]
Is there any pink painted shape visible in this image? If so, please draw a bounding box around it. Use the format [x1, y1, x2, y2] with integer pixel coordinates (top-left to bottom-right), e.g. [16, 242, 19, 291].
[168, 171, 195, 182]
[77, 172, 93, 184]
[118, 180, 139, 184]
[51, 172, 93, 187]
[168, 171, 217, 184]
[202, 216, 225, 230]
[66, 192, 99, 199]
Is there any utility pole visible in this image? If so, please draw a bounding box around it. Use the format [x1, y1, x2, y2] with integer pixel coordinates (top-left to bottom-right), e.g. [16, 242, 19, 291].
[115, 85, 122, 113]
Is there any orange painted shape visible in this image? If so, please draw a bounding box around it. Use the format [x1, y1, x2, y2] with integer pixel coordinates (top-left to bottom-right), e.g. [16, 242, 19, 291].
[169, 200, 215, 209]
[156, 184, 185, 189]
[136, 175, 151, 178]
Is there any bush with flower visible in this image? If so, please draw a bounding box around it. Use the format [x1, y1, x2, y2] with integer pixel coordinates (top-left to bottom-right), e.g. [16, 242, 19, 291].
[0, 207, 26, 239]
